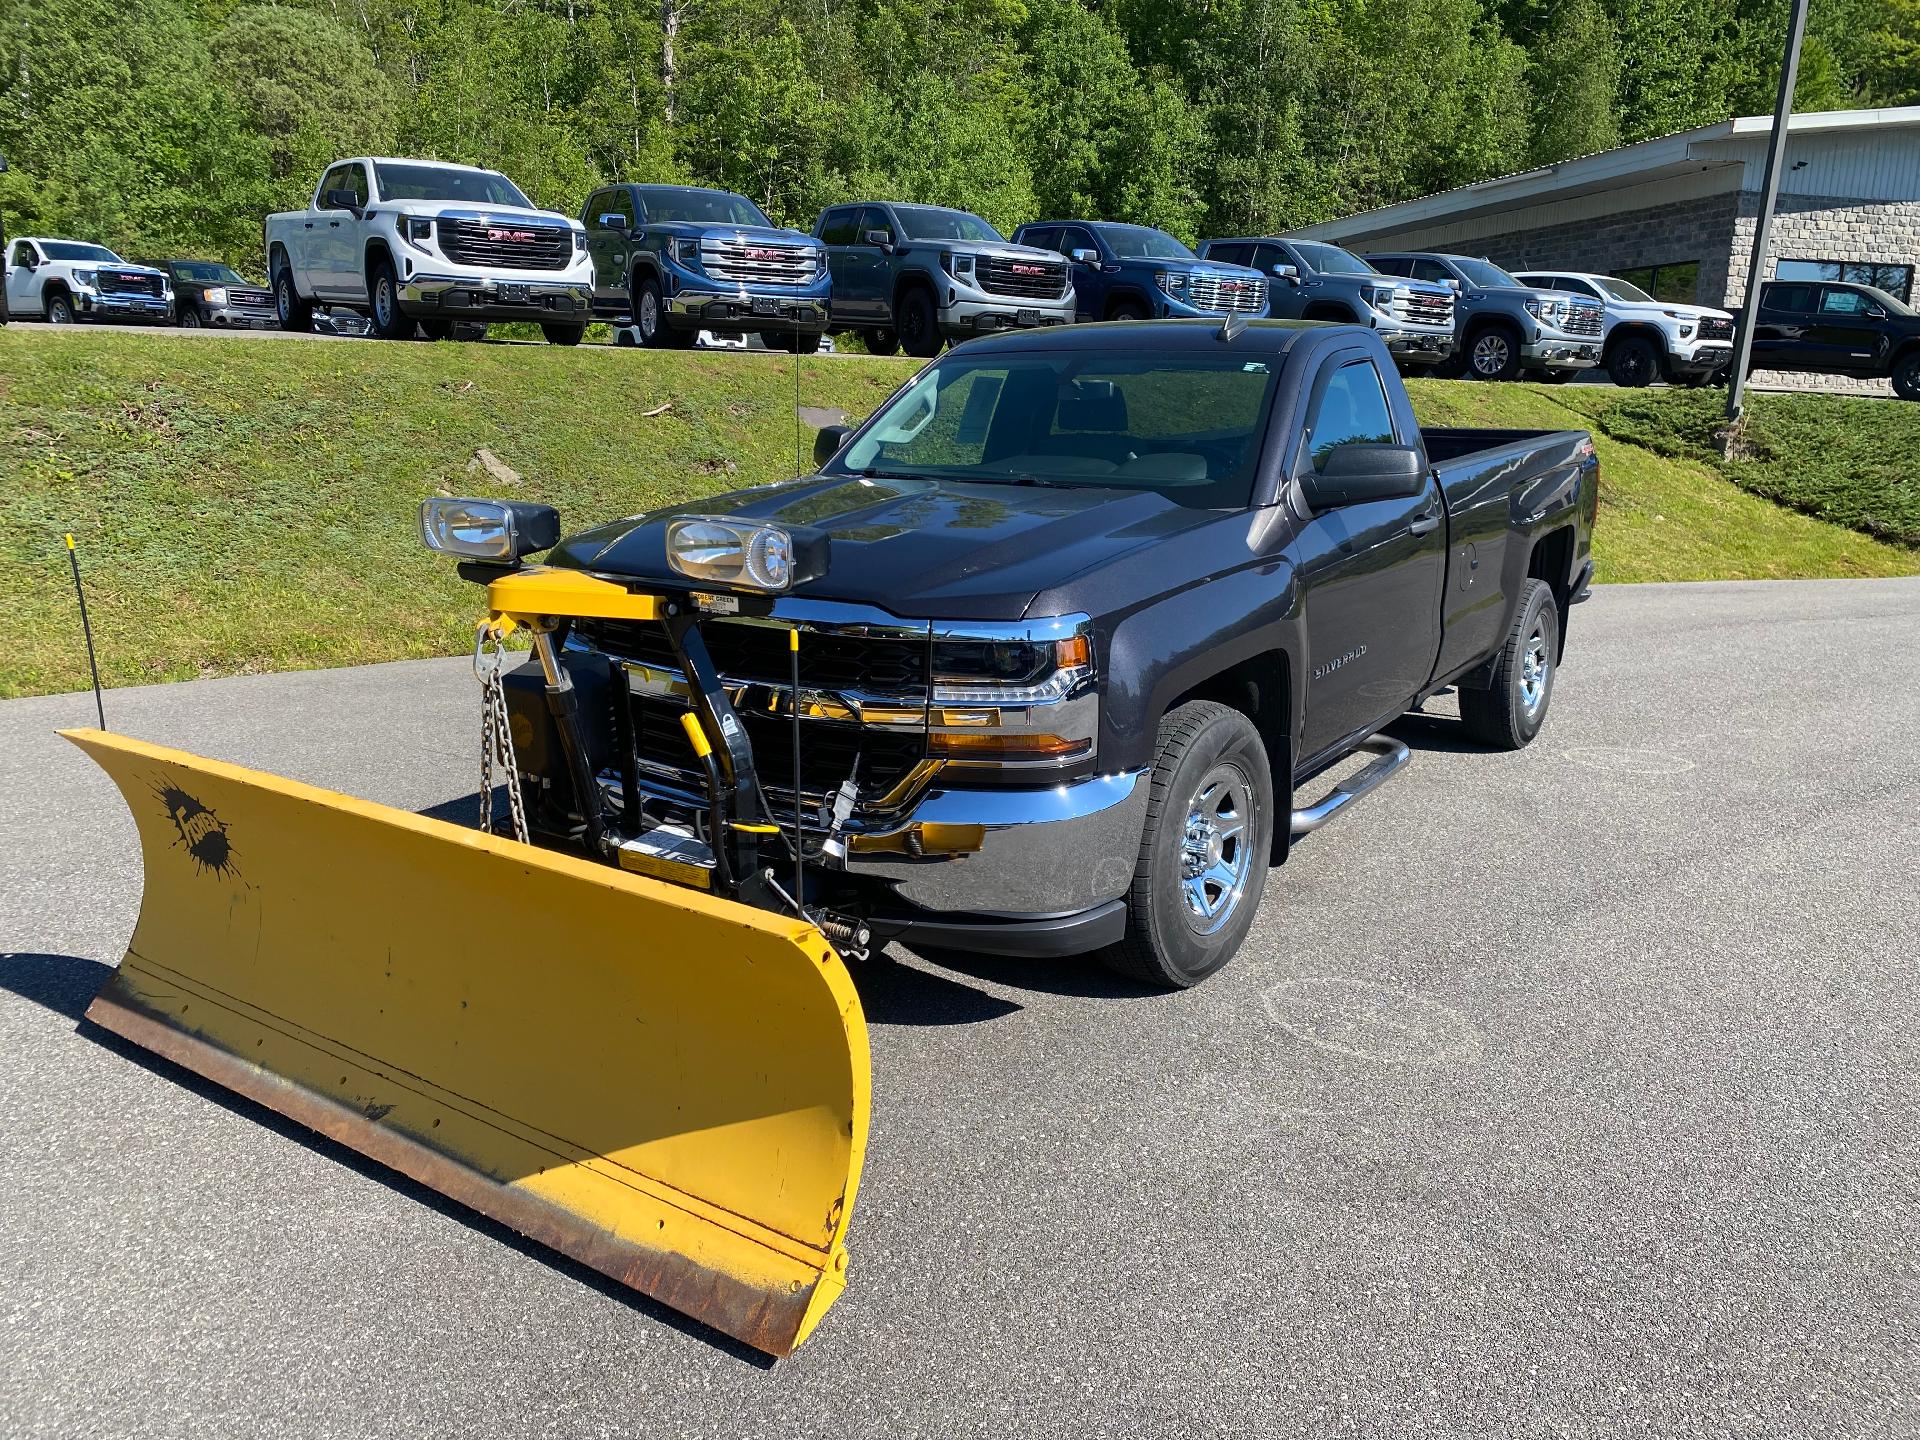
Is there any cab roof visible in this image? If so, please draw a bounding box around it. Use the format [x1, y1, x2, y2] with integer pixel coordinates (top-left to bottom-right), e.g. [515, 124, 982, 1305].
[952, 317, 1324, 358]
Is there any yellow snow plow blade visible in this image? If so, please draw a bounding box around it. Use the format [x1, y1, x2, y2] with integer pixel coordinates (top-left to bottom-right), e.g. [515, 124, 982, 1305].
[66, 727, 868, 1357]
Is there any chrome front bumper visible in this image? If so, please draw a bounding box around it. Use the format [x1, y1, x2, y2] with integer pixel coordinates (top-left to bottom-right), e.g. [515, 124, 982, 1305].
[1383, 327, 1455, 359]
[75, 292, 171, 320]
[1524, 336, 1603, 370]
[402, 274, 593, 319]
[939, 292, 1076, 334]
[667, 291, 830, 331]
[205, 305, 277, 328]
[1671, 342, 1733, 376]
[842, 769, 1149, 914]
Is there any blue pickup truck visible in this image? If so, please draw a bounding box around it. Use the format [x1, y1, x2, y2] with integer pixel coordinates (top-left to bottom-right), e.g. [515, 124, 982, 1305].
[581, 183, 831, 351]
[1011, 221, 1268, 322]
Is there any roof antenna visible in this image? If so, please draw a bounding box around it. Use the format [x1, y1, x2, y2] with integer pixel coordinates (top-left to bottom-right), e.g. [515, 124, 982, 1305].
[1217, 310, 1249, 342]
[64, 533, 107, 729]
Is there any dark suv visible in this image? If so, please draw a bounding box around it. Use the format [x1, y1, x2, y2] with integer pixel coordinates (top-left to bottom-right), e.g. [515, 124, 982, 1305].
[1750, 280, 1920, 400]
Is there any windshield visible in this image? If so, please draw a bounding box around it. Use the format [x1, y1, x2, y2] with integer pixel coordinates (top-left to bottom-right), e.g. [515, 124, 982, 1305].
[1293, 241, 1374, 276]
[1095, 225, 1193, 260]
[374, 163, 533, 209]
[1592, 276, 1653, 303]
[1856, 284, 1915, 316]
[895, 206, 1003, 243]
[1452, 256, 1520, 289]
[829, 351, 1281, 509]
[43, 242, 121, 263]
[637, 188, 772, 226]
[172, 262, 245, 284]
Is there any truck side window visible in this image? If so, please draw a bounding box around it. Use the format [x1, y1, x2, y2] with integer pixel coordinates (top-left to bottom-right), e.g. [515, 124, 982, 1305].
[1252, 243, 1291, 274]
[1019, 226, 1058, 254]
[1410, 259, 1451, 285]
[345, 164, 370, 205]
[1366, 257, 1406, 276]
[1303, 360, 1397, 473]
[1207, 243, 1251, 266]
[1763, 283, 1815, 313]
[1819, 287, 1869, 315]
[858, 207, 895, 247]
[8, 240, 32, 268]
[819, 209, 858, 246]
[318, 166, 349, 208]
[1061, 226, 1098, 258]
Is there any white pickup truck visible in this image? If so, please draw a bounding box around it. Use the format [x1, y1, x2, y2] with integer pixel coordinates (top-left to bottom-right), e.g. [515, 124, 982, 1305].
[264, 158, 595, 344]
[1515, 269, 1737, 388]
[4, 237, 173, 324]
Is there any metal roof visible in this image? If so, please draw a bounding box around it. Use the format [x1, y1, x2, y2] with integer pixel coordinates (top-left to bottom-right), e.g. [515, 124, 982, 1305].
[1290, 107, 1920, 245]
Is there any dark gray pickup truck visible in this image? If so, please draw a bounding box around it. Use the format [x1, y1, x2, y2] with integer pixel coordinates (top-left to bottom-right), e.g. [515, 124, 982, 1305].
[426, 317, 1597, 987]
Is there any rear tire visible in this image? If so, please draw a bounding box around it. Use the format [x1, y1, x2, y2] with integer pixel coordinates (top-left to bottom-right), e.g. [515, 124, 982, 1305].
[1892, 350, 1920, 402]
[419, 317, 454, 341]
[897, 286, 942, 358]
[765, 329, 823, 354]
[1467, 323, 1522, 381]
[542, 322, 586, 346]
[368, 257, 413, 340]
[861, 327, 899, 356]
[1606, 334, 1662, 389]
[1459, 578, 1559, 750]
[46, 291, 75, 324]
[1097, 701, 1274, 989]
[273, 264, 312, 332]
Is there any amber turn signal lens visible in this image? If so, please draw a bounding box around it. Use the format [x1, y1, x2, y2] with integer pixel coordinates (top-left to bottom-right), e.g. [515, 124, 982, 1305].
[928, 731, 1092, 759]
[1056, 634, 1091, 669]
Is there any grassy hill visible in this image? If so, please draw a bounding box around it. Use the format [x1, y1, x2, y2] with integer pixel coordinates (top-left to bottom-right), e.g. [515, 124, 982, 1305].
[2, 327, 1913, 698]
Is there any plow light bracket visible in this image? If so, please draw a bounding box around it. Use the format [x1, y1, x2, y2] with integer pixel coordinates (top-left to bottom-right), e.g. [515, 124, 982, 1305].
[666, 517, 829, 593]
[420, 497, 561, 563]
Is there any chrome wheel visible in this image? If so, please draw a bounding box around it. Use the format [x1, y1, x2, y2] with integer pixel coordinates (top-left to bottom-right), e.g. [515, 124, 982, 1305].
[1519, 623, 1551, 717]
[1179, 763, 1254, 936]
[1472, 332, 1511, 376]
[639, 288, 659, 342]
[374, 277, 395, 330]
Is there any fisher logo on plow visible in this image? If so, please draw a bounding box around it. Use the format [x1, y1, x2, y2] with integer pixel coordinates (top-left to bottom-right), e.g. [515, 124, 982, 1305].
[156, 782, 237, 878]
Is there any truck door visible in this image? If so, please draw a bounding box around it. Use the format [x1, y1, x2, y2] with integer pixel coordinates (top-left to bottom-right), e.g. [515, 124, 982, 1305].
[1811, 285, 1887, 372]
[847, 206, 896, 325]
[1059, 225, 1104, 319]
[1752, 283, 1819, 369]
[1287, 351, 1446, 761]
[584, 188, 635, 312]
[4, 239, 38, 312]
[314, 162, 368, 300]
[818, 207, 861, 323]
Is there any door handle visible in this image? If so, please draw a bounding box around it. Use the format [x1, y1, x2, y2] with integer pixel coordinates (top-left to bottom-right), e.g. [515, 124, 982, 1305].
[1409, 511, 1441, 536]
[328, 221, 341, 229]
[303, 222, 314, 230]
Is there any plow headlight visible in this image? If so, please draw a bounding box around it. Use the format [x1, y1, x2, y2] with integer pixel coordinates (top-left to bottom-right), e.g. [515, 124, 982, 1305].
[418, 497, 561, 562]
[666, 517, 828, 592]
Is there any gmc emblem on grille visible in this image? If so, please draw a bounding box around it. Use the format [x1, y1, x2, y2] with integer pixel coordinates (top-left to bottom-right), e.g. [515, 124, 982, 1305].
[1221, 281, 1244, 291]
[487, 228, 536, 242]
[746, 248, 782, 260]
[1011, 264, 1045, 275]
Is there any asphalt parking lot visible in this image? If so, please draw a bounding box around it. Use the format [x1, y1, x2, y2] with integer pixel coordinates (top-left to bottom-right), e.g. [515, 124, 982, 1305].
[3, 578, 1916, 1438]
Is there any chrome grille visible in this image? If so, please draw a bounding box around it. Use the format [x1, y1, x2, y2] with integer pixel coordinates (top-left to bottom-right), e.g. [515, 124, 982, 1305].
[977, 255, 1069, 299]
[99, 271, 163, 297]
[699, 238, 819, 286]
[1187, 273, 1267, 314]
[1698, 315, 1734, 341]
[226, 287, 274, 314]
[1393, 289, 1454, 328]
[1565, 303, 1604, 338]
[439, 219, 573, 271]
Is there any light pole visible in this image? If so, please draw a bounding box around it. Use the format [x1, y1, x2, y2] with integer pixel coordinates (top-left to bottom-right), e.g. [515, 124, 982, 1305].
[1724, 0, 1810, 432]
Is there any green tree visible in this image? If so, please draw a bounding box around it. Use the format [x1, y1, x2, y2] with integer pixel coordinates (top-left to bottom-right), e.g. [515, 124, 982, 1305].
[1530, 0, 1620, 162]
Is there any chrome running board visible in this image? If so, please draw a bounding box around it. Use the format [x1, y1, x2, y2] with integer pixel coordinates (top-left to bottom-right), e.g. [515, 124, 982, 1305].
[1289, 735, 1411, 838]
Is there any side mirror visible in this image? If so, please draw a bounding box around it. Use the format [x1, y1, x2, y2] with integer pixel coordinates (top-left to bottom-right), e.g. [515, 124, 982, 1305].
[813, 423, 854, 468]
[1272, 263, 1299, 283]
[323, 188, 362, 215]
[1867, 304, 1888, 319]
[862, 229, 893, 252]
[1300, 444, 1428, 510]
[1445, 278, 1461, 291]
[598, 212, 629, 231]
[1069, 248, 1099, 265]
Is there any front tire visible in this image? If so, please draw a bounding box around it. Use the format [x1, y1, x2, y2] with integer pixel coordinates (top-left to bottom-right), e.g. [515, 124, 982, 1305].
[1107, 297, 1149, 321]
[897, 286, 943, 358]
[46, 291, 75, 324]
[1098, 700, 1274, 989]
[541, 322, 586, 346]
[368, 257, 413, 340]
[1459, 578, 1560, 750]
[631, 275, 693, 349]
[177, 305, 202, 329]
[1606, 334, 1662, 389]
[274, 265, 312, 332]
[1468, 323, 1522, 381]
[1892, 349, 1920, 402]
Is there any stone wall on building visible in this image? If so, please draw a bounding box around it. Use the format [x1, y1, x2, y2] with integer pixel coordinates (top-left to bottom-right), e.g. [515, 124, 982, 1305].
[1723, 190, 1920, 305]
[1395, 191, 1743, 306]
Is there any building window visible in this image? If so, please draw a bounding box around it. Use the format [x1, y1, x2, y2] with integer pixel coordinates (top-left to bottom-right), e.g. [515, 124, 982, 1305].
[1613, 261, 1701, 304]
[1776, 258, 1913, 304]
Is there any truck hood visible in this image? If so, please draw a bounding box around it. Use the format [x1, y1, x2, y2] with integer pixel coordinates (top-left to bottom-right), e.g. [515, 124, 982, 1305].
[1606, 298, 1734, 324]
[1157, 257, 1267, 281]
[81, 261, 168, 279]
[1373, 275, 1454, 299]
[548, 473, 1218, 620]
[651, 220, 818, 246]
[945, 240, 1070, 264]
[384, 199, 581, 231]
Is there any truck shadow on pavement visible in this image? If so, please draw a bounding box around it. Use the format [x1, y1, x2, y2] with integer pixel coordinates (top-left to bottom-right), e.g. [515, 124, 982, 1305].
[0, 950, 780, 1367]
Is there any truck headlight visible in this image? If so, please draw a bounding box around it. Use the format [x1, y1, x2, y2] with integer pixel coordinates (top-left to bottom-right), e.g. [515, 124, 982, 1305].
[1155, 270, 1189, 295]
[671, 237, 701, 267]
[940, 250, 974, 279]
[405, 215, 435, 247]
[1367, 284, 1398, 311]
[927, 621, 1097, 766]
[573, 229, 587, 254]
[665, 517, 828, 592]
[419, 497, 561, 562]
[72, 268, 98, 290]
[203, 286, 228, 306]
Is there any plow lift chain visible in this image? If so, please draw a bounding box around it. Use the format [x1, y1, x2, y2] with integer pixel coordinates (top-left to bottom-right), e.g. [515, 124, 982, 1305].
[475, 623, 533, 845]
[490, 600, 872, 962]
